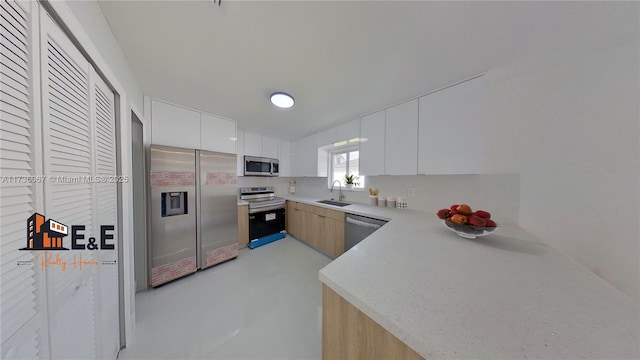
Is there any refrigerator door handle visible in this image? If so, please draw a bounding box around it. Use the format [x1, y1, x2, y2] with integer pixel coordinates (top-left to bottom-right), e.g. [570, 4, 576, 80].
[195, 150, 202, 269]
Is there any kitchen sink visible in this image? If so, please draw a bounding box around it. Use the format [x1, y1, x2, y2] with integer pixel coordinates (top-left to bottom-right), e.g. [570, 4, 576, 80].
[317, 200, 350, 207]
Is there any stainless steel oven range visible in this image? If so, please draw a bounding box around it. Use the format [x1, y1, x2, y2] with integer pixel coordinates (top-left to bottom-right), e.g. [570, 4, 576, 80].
[239, 186, 286, 249]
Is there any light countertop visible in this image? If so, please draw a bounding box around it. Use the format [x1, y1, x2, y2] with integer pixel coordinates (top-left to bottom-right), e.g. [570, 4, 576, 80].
[282, 195, 639, 359]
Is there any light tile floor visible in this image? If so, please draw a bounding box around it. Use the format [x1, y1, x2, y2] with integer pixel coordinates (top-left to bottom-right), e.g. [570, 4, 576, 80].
[118, 236, 331, 359]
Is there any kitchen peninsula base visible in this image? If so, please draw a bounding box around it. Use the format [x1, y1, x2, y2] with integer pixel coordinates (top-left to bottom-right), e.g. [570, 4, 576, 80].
[322, 285, 423, 360]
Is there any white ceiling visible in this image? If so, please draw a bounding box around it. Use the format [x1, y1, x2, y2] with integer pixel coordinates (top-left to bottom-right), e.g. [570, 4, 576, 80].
[98, 1, 637, 140]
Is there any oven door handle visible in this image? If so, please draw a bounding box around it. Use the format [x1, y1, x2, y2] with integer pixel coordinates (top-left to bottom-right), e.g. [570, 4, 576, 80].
[249, 204, 286, 214]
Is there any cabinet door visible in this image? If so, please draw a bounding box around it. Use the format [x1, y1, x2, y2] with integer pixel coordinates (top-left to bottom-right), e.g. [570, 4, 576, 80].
[335, 118, 360, 143]
[315, 208, 345, 258]
[262, 136, 279, 159]
[317, 127, 336, 147]
[236, 130, 245, 176]
[243, 131, 263, 157]
[151, 100, 201, 149]
[326, 218, 345, 257]
[286, 201, 295, 236]
[418, 76, 487, 174]
[360, 111, 386, 175]
[200, 113, 236, 154]
[279, 140, 291, 177]
[298, 134, 318, 176]
[303, 211, 319, 248]
[385, 99, 418, 175]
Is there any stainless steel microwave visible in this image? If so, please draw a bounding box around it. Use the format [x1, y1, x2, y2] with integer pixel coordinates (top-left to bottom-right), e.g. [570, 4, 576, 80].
[244, 156, 279, 177]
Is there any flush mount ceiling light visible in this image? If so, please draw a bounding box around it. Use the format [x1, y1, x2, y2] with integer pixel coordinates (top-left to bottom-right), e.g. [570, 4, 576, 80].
[270, 92, 295, 109]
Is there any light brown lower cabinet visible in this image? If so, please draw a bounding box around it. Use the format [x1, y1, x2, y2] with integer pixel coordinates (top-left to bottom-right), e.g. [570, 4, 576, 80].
[286, 201, 345, 258]
[316, 215, 344, 257]
[322, 285, 424, 360]
[238, 204, 249, 248]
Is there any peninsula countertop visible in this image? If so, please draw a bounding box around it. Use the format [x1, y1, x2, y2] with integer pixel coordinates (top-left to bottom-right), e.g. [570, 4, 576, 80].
[281, 195, 639, 359]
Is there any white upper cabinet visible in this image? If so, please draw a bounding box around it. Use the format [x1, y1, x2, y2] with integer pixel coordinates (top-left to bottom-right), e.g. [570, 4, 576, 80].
[359, 111, 386, 176]
[279, 140, 291, 177]
[418, 76, 487, 174]
[262, 136, 279, 159]
[243, 131, 263, 157]
[317, 127, 337, 147]
[151, 100, 201, 149]
[385, 99, 419, 175]
[335, 118, 360, 142]
[236, 130, 245, 176]
[292, 134, 318, 177]
[200, 113, 236, 154]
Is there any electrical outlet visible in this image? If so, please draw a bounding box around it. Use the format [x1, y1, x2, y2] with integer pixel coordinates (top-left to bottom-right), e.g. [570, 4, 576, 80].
[408, 187, 416, 197]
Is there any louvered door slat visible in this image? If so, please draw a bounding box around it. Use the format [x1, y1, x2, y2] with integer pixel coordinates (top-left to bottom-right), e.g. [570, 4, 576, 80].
[1, 244, 33, 263]
[0, 157, 31, 170]
[0, 115, 29, 134]
[0, 84, 29, 106]
[0, 149, 30, 163]
[0, 36, 27, 69]
[1, 257, 34, 285]
[0, 119, 30, 136]
[0, 4, 26, 30]
[49, 113, 89, 137]
[1, 72, 29, 97]
[0, 1, 26, 20]
[50, 151, 91, 165]
[0, 193, 31, 206]
[50, 186, 91, 200]
[0, 95, 28, 115]
[47, 62, 88, 106]
[48, 89, 88, 122]
[49, 111, 90, 137]
[0, 210, 30, 228]
[47, 56, 88, 100]
[0, 25, 27, 58]
[0, 7, 27, 40]
[0, 2, 40, 358]
[0, 31, 27, 65]
[1, 272, 35, 302]
[47, 73, 87, 113]
[46, 40, 86, 90]
[49, 134, 90, 154]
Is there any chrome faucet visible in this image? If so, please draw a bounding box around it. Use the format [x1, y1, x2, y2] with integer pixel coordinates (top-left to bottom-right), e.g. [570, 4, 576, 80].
[330, 180, 345, 201]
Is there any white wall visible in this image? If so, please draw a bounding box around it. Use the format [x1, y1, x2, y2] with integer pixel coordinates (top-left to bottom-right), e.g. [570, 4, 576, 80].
[480, 40, 639, 301]
[65, 0, 143, 111]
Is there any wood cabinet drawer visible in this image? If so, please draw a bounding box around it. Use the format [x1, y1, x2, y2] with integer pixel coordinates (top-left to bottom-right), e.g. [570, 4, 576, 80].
[313, 206, 345, 222]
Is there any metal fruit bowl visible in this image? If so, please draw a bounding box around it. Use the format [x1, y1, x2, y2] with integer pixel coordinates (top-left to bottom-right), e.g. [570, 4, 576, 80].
[442, 219, 498, 239]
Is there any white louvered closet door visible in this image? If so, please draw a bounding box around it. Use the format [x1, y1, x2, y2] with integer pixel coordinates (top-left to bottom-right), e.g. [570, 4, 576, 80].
[40, 9, 98, 359]
[90, 68, 119, 360]
[0, 1, 43, 359]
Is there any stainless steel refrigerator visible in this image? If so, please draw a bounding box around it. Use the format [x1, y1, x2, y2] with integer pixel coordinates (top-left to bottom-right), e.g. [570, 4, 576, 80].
[149, 145, 238, 287]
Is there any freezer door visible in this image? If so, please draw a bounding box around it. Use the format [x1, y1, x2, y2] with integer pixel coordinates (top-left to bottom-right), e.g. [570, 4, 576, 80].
[149, 145, 197, 286]
[198, 150, 239, 269]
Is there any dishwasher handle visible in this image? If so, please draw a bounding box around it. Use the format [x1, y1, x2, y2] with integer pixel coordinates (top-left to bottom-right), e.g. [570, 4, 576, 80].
[346, 216, 383, 230]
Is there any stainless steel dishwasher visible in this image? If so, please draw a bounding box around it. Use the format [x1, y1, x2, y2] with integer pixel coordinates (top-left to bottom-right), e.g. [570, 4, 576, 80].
[344, 213, 388, 251]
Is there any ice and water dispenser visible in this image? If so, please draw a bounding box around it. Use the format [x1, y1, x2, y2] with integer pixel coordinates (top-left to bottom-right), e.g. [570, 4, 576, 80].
[161, 191, 188, 217]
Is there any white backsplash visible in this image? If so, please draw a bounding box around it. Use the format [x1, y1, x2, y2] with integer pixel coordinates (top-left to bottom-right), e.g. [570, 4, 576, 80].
[239, 174, 520, 224]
